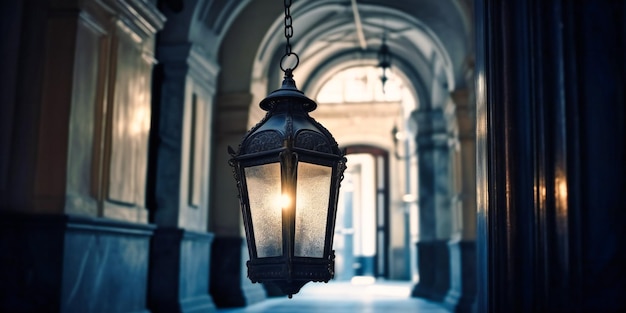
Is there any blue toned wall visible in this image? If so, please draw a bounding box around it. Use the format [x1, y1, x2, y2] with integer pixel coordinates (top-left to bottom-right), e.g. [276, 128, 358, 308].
[0, 214, 153, 313]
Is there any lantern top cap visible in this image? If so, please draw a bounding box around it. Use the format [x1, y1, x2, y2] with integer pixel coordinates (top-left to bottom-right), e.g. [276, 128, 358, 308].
[259, 70, 317, 112]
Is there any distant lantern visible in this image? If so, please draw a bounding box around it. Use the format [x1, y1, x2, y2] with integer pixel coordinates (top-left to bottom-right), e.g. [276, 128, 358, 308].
[228, 0, 346, 298]
[377, 33, 392, 93]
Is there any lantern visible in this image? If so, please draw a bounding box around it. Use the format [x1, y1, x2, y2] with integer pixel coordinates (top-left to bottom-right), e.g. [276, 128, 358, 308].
[377, 34, 392, 92]
[229, 1, 346, 298]
[227, 0, 346, 298]
[228, 70, 346, 297]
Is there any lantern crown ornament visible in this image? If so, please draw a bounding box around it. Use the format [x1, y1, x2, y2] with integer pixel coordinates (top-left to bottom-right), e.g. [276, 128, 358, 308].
[228, 0, 347, 298]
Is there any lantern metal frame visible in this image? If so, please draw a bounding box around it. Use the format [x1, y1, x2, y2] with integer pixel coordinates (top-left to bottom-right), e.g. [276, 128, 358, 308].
[229, 71, 347, 297]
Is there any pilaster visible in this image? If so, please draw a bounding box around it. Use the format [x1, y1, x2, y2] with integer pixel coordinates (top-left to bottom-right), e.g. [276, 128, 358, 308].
[440, 88, 477, 312]
[149, 228, 216, 313]
[148, 7, 221, 310]
[209, 91, 267, 306]
[210, 92, 254, 236]
[152, 43, 219, 231]
[210, 236, 266, 307]
[411, 108, 453, 301]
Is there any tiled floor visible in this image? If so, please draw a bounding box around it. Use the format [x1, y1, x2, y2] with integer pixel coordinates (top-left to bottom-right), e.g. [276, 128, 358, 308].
[215, 280, 450, 313]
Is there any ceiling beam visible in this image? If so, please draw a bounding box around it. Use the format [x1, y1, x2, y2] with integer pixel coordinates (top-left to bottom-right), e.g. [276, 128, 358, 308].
[350, 0, 367, 50]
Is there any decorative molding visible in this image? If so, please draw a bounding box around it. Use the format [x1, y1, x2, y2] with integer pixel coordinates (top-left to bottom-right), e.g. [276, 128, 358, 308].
[108, 0, 166, 38]
[243, 130, 283, 154]
[188, 45, 220, 89]
[295, 131, 332, 153]
[66, 214, 155, 235]
[201, 0, 249, 35]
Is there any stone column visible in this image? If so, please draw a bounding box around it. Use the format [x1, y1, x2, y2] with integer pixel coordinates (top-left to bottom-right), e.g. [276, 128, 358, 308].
[209, 92, 266, 306]
[148, 41, 219, 312]
[411, 108, 453, 301]
[443, 89, 476, 313]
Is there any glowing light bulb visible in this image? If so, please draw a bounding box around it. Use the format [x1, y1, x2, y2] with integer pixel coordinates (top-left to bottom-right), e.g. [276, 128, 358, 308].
[280, 194, 291, 210]
[273, 193, 292, 211]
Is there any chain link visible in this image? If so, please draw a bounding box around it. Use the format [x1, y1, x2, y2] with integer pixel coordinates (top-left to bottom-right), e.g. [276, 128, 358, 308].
[281, 0, 298, 72]
[284, 0, 293, 56]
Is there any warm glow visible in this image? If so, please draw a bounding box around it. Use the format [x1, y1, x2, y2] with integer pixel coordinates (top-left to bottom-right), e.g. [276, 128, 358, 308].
[555, 176, 568, 220]
[129, 105, 150, 136]
[275, 193, 292, 210]
[557, 180, 568, 199]
[281, 194, 291, 210]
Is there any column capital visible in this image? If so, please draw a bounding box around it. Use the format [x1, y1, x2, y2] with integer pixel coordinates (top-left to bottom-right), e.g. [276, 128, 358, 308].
[448, 88, 476, 137]
[450, 88, 471, 108]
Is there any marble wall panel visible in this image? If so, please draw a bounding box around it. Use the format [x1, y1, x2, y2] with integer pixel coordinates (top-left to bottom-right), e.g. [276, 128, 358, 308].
[65, 12, 110, 217]
[107, 22, 152, 207]
[0, 214, 154, 313]
[61, 219, 153, 313]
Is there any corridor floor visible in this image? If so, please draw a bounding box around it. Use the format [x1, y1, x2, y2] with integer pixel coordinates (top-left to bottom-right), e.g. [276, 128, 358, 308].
[215, 280, 450, 313]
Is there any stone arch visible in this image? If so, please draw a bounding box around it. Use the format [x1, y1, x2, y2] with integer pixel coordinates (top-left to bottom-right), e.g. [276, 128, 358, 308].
[211, 0, 474, 306]
[302, 50, 428, 112]
[253, 1, 469, 93]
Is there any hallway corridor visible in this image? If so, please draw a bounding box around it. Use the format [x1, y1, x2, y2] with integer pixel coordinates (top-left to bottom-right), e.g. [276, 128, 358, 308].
[2, 1, 625, 312]
[216, 281, 449, 313]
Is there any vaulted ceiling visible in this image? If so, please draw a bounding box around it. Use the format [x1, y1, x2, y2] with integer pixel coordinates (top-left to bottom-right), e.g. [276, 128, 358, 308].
[215, 0, 472, 106]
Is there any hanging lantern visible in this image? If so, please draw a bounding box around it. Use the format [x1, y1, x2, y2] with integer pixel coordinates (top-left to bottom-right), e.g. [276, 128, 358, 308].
[377, 33, 391, 92]
[228, 0, 347, 298]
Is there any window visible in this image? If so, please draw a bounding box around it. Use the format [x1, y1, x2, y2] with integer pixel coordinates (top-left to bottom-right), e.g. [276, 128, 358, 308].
[316, 66, 403, 104]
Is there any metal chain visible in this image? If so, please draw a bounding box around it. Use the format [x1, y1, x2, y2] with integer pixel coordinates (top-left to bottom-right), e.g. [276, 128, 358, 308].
[284, 0, 293, 56]
[281, 0, 299, 72]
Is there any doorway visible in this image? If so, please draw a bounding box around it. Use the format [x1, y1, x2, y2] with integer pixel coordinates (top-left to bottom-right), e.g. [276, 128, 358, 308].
[333, 146, 389, 282]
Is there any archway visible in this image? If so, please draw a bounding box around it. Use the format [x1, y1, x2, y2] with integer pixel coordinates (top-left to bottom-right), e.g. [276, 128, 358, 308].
[210, 0, 475, 309]
[310, 64, 418, 281]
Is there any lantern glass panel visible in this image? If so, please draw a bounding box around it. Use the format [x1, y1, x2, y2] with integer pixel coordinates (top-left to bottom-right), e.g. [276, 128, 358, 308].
[245, 163, 283, 258]
[294, 162, 332, 257]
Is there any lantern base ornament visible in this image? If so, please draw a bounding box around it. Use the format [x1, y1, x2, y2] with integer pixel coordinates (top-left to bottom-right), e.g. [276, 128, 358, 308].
[247, 252, 336, 297]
